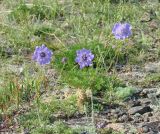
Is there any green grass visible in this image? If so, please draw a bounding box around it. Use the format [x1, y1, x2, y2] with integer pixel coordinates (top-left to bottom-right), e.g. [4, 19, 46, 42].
[0, 0, 160, 133]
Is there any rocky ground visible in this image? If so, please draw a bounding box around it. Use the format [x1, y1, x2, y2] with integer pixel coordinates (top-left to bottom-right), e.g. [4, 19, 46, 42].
[33, 63, 160, 134]
[64, 64, 160, 134]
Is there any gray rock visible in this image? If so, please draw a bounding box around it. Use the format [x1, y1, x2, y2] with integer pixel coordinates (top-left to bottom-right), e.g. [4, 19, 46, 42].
[110, 109, 116, 114]
[144, 117, 150, 122]
[113, 114, 118, 119]
[119, 114, 129, 123]
[4, 47, 14, 57]
[156, 91, 160, 98]
[132, 113, 143, 123]
[142, 88, 157, 94]
[143, 113, 150, 122]
[144, 62, 160, 73]
[96, 121, 107, 128]
[128, 100, 141, 107]
[142, 125, 149, 133]
[147, 93, 156, 99]
[128, 106, 153, 115]
[139, 98, 151, 105]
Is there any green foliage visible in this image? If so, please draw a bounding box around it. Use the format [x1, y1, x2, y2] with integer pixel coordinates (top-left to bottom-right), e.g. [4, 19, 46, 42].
[54, 42, 124, 93]
[8, 4, 30, 23]
[8, 3, 58, 23]
[29, 121, 90, 134]
[115, 87, 136, 100]
[44, 95, 78, 117]
[0, 64, 46, 113]
[18, 96, 79, 133]
[33, 25, 55, 37]
[0, 78, 36, 112]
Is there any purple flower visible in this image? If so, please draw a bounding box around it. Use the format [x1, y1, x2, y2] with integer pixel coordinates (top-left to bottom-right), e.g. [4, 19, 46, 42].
[32, 44, 53, 65]
[75, 48, 94, 69]
[112, 23, 132, 40]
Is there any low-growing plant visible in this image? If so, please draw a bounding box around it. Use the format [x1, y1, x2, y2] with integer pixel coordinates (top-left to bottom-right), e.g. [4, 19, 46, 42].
[53, 41, 125, 94]
[115, 86, 136, 100]
[18, 95, 79, 133]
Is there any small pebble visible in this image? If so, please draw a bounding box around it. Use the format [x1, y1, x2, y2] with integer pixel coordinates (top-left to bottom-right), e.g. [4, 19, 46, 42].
[144, 117, 150, 122]
[142, 125, 149, 133]
[96, 121, 107, 128]
[117, 114, 128, 123]
[81, 131, 89, 134]
[121, 114, 128, 121]
[129, 100, 141, 107]
[115, 108, 121, 114]
[110, 109, 116, 114]
[148, 112, 153, 117]
[118, 110, 125, 116]
[113, 114, 118, 119]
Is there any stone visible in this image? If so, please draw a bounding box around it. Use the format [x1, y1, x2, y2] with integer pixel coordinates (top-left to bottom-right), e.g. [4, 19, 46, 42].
[23, 128, 31, 134]
[144, 62, 160, 73]
[4, 47, 14, 57]
[117, 110, 126, 117]
[128, 100, 141, 107]
[80, 131, 89, 134]
[142, 88, 157, 94]
[145, 121, 160, 133]
[114, 108, 121, 114]
[156, 91, 160, 98]
[142, 125, 149, 133]
[110, 109, 116, 114]
[105, 123, 125, 132]
[148, 112, 153, 117]
[158, 126, 160, 132]
[113, 114, 118, 119]
[144, 117, 149, 122]
[133, 113, 143, 123]
[128, 106, 153, 115]
[139, 98, 151, 105]
[147, 93, 156, 99]
[96, 121, 107, 128]
[132, 115, 143, 123]
[115, 64, 123, 71]
[118, 114, 128, 123]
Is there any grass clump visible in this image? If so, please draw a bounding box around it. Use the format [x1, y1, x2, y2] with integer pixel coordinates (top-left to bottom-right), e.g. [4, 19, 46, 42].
[18, 95, 79, 134]
[31, 121, 78, 134]
[8, 2, 59, 23]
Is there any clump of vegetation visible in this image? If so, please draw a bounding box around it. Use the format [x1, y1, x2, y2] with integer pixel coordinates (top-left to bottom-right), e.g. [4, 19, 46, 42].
[8, 2, 59, 23]
[18, 96, 78, 133]
[115, 86, 136, 100]
[53, 41, 126, 94]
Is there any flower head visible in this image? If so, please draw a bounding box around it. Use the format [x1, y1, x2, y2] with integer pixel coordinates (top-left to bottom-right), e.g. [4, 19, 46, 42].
[75, 48, 94, 69]
[32, 44, 53, 65]
[112, 23, 132, 40]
